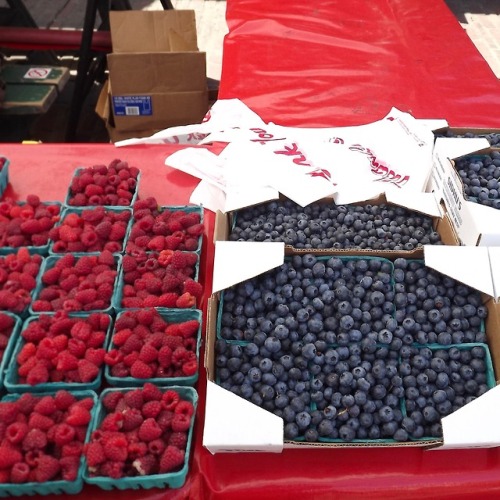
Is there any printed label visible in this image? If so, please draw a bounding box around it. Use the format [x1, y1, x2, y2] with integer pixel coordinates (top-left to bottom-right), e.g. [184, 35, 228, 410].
[112, 96, 152, 116]
[23, 68, 51, 79]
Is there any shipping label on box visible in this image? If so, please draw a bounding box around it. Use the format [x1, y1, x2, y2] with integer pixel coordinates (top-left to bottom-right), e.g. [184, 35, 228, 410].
[112, 96, 152, 117]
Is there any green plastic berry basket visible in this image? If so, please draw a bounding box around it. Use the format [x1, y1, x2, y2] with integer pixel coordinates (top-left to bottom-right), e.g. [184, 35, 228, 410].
[83, 385, 198, 490]
[4, 312, 114, 394]
[0, 311, 22, 391]
[216, 255, 394, 342]
[401, 342, 496, 443]
[65, 167, 141, 209]
[104, 308, 202, 387]
[114, 251, 200, 313]
[0, 157, 9, 200]
[0, 202, 62, 256]
[29, 253, 122, 316]
[49, 206, 133, 256]
[0, 389, 98, 497]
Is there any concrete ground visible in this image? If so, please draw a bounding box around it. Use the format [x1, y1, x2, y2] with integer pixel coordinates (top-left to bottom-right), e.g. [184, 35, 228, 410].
[0, 0, 498, 143]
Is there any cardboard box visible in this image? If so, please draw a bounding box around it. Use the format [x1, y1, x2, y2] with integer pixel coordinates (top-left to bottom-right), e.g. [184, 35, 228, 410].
[214, 193, 459, 260]
[95, 81, 161, 143]
[105, 10, 208, 133]
[430, 137, 500, 246]
[203, 244, 500, 452]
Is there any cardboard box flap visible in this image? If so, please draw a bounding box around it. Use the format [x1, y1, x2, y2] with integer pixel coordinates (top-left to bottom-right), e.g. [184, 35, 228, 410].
[110, 10, 198, 53]
[464, 201, 500, 247]
[423, 246, 495, 298]
[434, 385, 500, 450]
[488, 247, 500, 301]
[203, 381, 284, 454]
[385, 191, 442, 218]
[107, 52, 207, 94]
[212, 241, 285, 293]
[433, 137, 490, 161]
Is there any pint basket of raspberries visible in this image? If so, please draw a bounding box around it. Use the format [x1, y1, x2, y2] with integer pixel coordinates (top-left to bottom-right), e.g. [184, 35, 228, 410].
[48, 206, 133, 255]
[83, 384, 197, 490]
[116, 250, 202, 310]
[0, 312, 21, 391]
[125, 199, 204, 255]
[4, 312, 113, 393]
[65, 161, 140, 208]
[0, 157, 9, 199]
[29, 251, 121, 316]
[0, 196, 61, 255]
[104, 308, 202, 387]
[0, 390, 98, 496]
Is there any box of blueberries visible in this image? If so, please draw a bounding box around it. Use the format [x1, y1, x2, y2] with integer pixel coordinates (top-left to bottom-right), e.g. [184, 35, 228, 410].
[204, 244, 500, 451]
[432, 136, 500, 247]
[216, 194, 459, 259]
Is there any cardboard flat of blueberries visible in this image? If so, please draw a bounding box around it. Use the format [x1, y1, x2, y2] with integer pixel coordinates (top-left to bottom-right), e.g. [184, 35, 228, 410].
[64, 167, 141, 209]
[205, 249, 500, 450]
[83, 385, 198, 490]
[0, 390, 99, 497]
[29, 253, 122, 316]
[4, 313, 113, 393]
[104, 308, 202, 387]
[49, 206, 133, 256]
[215, 194, 459, 260]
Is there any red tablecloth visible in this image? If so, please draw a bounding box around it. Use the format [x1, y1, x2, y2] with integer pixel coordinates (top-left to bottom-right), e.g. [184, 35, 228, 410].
[219, 0, 500, 128]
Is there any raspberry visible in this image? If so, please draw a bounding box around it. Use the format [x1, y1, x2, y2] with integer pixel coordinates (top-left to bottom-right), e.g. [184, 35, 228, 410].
[123, 390, 144, 409]
[176, 292, 196, 308]
[101, 413, 124, 432]
[148, 439, 166, 456]
[104, 439, 128, 462]
[139, 344, 158, 363]
[128, 441, 148, 460]
[61, 441, 83, 458]
[85, 347, 106, 366]
[34, 395, 57, 416]
[16, 393, 38, 414]
[187, 223, 204, 236]
[183, 237, 199, 252]
[164, 235, 182, 251]
[182, 359, 198, 377]
[23, 427, 48, 450]
[94, 220, 112, 239]
[168, 431, 188, 449]
[54, 423, 76, 446]
[35, 454, 61, 482]
[54, 390, 77, 411]
[98, 250, 116, 267]
[156, 410, 174, 432]
[56, 351, 79, 371]
[26, 363, 50, 385]
[142, 382, 163, 402]
[159, 445, 184, 473]
[170, 251, 190, 269]
[132, 454, 157, 476]
[121, 333, 143, 354]
[122, 255, 138, 273]
[102, 391, 123, 412]
[183, 279, 203, 300]
[138, 418, 162, 442]
[10, 462, 30, 483]
[157, 345, 173, 368]
[122, 408, 144, 431]
[157, 293, 179, 308]
[0, 447, 23, 469]
[104, 349, 123, 366]
[85, 441, 105, 467]
[142, 400, 162, 419]
[59, 225, 79, 243]
[123, 351, 139, 367]
[178, 319, 200, 338]
[60, 455, 80, 481]
[67, 338, 86, 358]
[6, 421, 29, 444]
[163, 335, 183, 351]
[130, 360, 154, 379]
[171, 413, 191, 432]
[77, 359, 100, 383]
[36, 337, 58, 360]
[99, 460, 125, 479]
[162, 390, 180, 411]
[66, 405, 91, 426]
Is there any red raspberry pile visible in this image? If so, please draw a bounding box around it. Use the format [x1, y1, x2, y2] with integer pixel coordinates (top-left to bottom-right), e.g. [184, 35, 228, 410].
[0, 313, 17, 366]
[0, 195, 60, 249]
[120, 250, 202, 309]
[67, 159, 139, 207]
[85, 384, 194, 479]
[14, 312, 110, 386]
[0, 390, 95, 483]
[49, 206, 131, 254]
[104, 308, 199, 380]
[0, 248, 42, 314]
[126, 197, 204, 254]
[31, 251, 117, 313]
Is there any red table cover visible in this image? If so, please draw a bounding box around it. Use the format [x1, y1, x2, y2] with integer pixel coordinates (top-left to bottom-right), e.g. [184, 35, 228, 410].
[219, 0, 500, 128]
